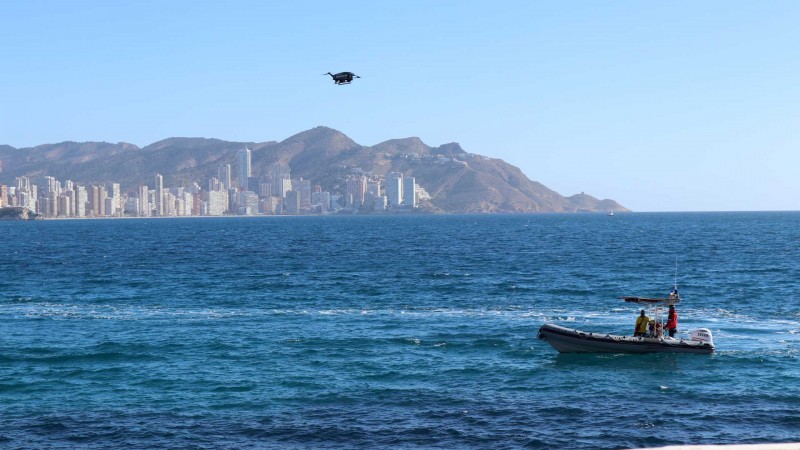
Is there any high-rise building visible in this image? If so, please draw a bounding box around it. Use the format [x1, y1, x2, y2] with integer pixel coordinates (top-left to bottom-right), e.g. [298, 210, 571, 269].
[124, 196, 138, 215]
[403, 176, 416, 208]
[192, 192, 203, 216]
[385, 172, 403, 207]
[76, 186, 87, 217]
[155, 174, 164, 216]
[238, 191, 259, 215]
[271, 164, 291, 197]
[261, 196, 280, 214]
[15, 176, 30, 192]
[104, 196, 115, 217]
[218, 164, 232, 190]
[346, 176, 367, 208]
[373, 195, 387, 211]
[110, 183, 121, 216]
[228, 188, 238, 212]
[89, 185, 103, 217]
[16, 190, 31, 211]
[58, 193, 72, 217]
[285, 190, 301, 214]
[259, 182, 272, 199]
[238, 147, 251, 191]
[280, 178, 292, 199]
[48, 190, 58, 217]
[312, 191, 331, 213]
[163, 191, 176, 216]
[99, 186, 108, 216]
[138, 185, 150, 217]
[366, 180, 381, 198]
[292, 178, 312, 211]
[207, 190, 226, 216]
[44, 176, 58, 194]
[208, 177, 224, 192]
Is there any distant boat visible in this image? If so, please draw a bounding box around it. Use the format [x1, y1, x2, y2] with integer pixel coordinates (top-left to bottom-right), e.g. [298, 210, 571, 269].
[607, 210, 614, 216]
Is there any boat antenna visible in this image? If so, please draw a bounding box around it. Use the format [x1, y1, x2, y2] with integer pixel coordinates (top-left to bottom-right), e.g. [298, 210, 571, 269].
[673, 257, 679, 292]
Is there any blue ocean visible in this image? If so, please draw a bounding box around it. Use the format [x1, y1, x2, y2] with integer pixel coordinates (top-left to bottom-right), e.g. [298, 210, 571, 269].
[1, 213, 799, 449]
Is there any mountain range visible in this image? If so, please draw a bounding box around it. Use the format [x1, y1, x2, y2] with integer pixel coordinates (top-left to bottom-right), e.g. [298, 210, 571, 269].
[0, 127, 628, 213]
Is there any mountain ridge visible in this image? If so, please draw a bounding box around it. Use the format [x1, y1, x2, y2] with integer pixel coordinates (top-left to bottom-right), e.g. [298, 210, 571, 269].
[0, 127, 629, 213]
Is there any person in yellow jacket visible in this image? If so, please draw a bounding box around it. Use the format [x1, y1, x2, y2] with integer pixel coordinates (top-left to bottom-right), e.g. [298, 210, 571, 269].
[634, 310, 650, 337]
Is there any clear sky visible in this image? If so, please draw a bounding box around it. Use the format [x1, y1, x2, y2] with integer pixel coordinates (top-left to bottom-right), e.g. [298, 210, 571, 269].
[1, 1, 798, 211]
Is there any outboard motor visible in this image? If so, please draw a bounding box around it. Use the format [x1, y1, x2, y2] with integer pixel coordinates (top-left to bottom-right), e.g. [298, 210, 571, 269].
[690, 328, 714, 346]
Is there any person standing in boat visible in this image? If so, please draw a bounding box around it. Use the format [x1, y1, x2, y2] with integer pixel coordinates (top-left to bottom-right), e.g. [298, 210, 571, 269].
[634, 310, 650, 337]
[666, 305, 678, 337]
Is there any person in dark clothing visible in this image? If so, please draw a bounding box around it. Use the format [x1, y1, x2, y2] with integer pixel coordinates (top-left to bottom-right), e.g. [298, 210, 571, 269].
[665, 305, 678, 338]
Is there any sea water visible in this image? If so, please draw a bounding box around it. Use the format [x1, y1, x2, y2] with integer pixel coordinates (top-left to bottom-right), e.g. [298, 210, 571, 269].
[1, 213, 798, 449]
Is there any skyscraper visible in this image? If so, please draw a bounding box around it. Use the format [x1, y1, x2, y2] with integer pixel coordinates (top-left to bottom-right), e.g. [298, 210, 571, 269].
[385, 172, 403, 207]
[366, 180, 381, 198]
[207, 190, 226, 216]
[89, 185, 102, 217]
[238, 147, 251, 191]
[271, 164, 291, 198]
[155, 173, 164, 216]
[110, 182, 121, 216]
[346, 176, 367, 208]
[285, 190, 301, 214]
[99, 186, 108, 216]
[208, 177, 223, 192]
[218, 164, 232, 190]
[138, 185, 149, 216]
[403, 176, 416, 208]
[76, 186, 87, 217]
[292, 178, 312, 211]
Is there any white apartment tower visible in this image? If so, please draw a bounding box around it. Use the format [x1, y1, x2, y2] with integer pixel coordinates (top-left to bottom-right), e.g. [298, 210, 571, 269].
[155, 173, 164, 216]
[385, 172, 403, 207]
[76, 186, 87, 217]
[138, 185, 150, 217]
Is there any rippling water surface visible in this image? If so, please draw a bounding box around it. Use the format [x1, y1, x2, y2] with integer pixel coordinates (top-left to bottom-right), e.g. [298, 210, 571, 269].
[1, 213, 799, 448]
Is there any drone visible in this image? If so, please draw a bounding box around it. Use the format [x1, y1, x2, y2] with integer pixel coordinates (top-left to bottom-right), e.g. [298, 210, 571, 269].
[325, 71, 360, 85]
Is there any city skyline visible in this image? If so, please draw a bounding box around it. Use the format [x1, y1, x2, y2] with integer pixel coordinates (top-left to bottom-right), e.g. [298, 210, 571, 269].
[0, 156, 421, 218]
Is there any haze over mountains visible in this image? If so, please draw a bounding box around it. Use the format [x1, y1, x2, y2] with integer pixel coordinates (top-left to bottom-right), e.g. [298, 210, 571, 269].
[0, 127, 627, 213]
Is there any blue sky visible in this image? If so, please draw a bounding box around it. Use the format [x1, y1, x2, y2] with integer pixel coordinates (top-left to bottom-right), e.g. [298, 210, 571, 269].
[1, 1, 799, 211]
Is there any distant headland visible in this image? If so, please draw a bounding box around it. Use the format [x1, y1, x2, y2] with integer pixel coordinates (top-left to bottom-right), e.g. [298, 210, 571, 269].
[0, 206, 42, 221]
